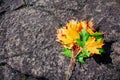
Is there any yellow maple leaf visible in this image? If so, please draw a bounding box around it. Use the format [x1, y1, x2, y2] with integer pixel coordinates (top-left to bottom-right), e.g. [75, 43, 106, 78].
[85, 37, 104, 55]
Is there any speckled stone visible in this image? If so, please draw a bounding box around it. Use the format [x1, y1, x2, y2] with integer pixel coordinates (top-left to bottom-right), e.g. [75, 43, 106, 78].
[0, 0, 120, 80]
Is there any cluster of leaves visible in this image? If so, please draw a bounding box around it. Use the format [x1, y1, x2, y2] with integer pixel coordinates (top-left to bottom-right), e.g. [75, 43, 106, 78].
[62, 29, 104, 63]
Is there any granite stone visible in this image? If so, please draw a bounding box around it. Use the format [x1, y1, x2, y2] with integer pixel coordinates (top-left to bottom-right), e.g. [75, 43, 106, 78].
[0, 0, 120, 80]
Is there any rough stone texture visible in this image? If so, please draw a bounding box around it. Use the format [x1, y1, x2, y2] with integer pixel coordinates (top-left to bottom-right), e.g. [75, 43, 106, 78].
[0, 64, 43, 80]
[2, 8, 67, 80]
[0, 0, 120, 80]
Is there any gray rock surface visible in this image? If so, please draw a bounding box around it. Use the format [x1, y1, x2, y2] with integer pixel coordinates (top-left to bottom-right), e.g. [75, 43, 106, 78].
[0, 64, 39, 80]
[0, 0, 120, 80]
[0, 0, 25, 14]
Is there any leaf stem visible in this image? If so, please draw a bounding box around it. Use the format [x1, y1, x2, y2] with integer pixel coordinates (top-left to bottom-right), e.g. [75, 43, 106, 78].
[66, 45, 82, 80]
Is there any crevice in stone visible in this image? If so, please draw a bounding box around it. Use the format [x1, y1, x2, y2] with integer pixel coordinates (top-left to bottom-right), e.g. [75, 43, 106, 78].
[5, 64, 49, 80]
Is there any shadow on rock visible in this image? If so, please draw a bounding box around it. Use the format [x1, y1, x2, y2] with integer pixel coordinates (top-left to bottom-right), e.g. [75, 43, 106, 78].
[36, 77, 49, 80]
[0, 0, 3, 5]
[23, 73, 49, 80]
[93, 41, 115, 64]
[24, 74, 49, 80]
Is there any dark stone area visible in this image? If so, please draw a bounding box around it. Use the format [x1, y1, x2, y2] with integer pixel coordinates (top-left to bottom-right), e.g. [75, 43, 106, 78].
[0, 0, 120, 80]
[0, 0, 25, 14]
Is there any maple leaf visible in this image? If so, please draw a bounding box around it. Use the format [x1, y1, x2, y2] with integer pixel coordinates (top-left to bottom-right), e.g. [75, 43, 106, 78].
[56, 20, 95, 49]
[85, 37, 104, 55]
[56, 20, 82, 49]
